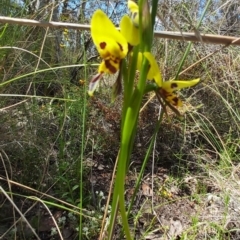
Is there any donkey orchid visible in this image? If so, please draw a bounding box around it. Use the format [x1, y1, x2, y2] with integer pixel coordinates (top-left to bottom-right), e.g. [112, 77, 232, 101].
[120, 15, 139, 46]
[89, 9, 139, 96]
[138, 52, 200, 107]
[128, 0, 139, 27]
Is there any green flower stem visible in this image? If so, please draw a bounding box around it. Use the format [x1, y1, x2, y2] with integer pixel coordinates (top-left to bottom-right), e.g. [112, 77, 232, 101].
[117, 57, 150, 240]
[79, 47, 88, 239]
[108, 1, 158, 239]
[127, 110, 164, 216]
[108, 51, 151, 240]
[121, 45, 139, 130]
[151, 0, 158, 32]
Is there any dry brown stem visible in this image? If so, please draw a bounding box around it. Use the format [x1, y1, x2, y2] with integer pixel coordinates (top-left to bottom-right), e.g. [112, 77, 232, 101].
[1, 16, 240, 46]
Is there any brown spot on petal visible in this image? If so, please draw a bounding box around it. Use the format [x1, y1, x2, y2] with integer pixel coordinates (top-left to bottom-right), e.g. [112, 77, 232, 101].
[172, 97, 179, 106]
[159, 88, 168, 98]
[132, 12, 138, 20]
[100, 42, 107, 49]
[105, 60, 117, 73]
[128, 43, 133, 52]
[117, 42, 123, 52]
[171, 83, 178, 89]
[160, 89, 180, 106]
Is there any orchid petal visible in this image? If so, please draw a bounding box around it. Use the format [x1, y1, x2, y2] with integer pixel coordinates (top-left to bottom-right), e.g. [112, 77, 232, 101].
[162, 79, 200, 93]
[88, 72, 104, 96]
[128, 0, 139, 27]
[143, 52, 162, 87]
[137, 52, 162, 86]
[91, 10, 128, 61]
[138, 51, 200, 108]
[98, 59, 119, 74]
[120, 15, 139, 46]
[159, 89, 183, 107]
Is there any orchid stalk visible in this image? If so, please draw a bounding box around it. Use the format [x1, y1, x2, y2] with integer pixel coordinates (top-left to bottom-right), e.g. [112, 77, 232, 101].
[88, 1, 200, 239]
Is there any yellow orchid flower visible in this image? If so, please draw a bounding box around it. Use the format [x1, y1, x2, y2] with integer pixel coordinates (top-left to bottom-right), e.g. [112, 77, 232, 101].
[120, 15, 139, 46]
[89, 9, 139, 96]
[137, 52, 162, 87]
[128, 0, 139, 27]
[91, 9, 128, 74]
[138, 52, 200, 107]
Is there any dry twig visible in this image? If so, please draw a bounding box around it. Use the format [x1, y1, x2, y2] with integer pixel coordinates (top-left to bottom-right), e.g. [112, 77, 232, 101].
[1, 16, 240, 46]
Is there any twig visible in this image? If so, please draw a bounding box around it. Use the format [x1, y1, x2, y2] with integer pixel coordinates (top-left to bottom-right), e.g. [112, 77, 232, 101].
[1, 16, 240, 46]
[99, 151, 120, 240]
